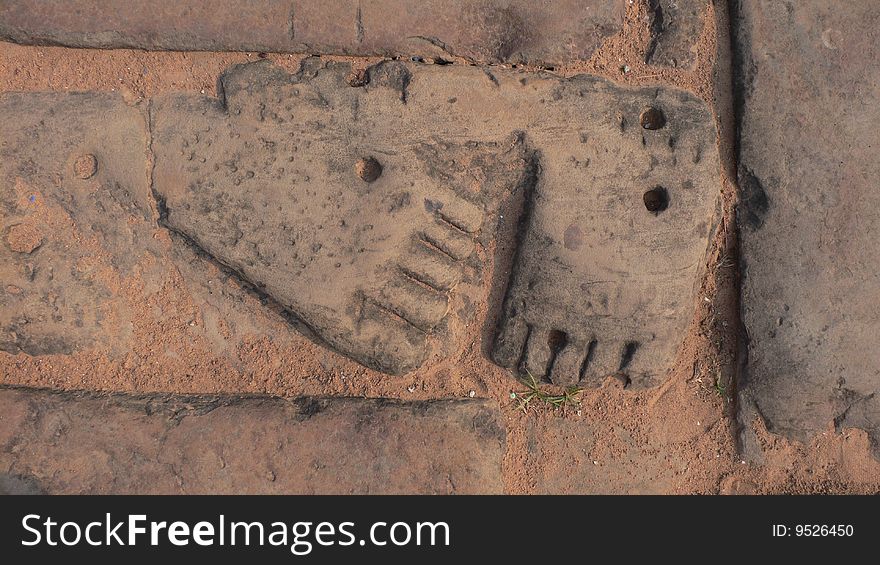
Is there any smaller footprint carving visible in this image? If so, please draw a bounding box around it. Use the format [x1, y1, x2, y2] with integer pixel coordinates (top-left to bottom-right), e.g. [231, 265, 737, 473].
[492, 97, 719, 388]
[0, 93, 154, 357]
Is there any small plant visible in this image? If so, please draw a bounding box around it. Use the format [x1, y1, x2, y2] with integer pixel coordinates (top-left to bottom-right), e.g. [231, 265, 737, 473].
[511, 370, 582, 412]
[715, 253, 736, 271]
[713, 372, 728, 398]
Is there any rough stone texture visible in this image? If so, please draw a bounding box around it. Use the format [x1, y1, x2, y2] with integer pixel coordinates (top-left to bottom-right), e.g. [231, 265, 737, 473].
[735, 1, 880, 450]
[0, 387, 504, 494]
[0, 60, 719, 379]
[646, 0, 707, 68]
[0, 0, 625, 66]
[0, 93, 158, 357]
[294, 0, 625, 65]
[0, 0, 293, 52]
[489, 79, 719, 388]
[152, 60, 533, 375]
[153, 60, 719, 381]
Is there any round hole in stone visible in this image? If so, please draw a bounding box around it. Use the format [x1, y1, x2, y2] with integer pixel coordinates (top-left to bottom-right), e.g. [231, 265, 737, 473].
[355, 157, 382, 182]
[547, 329, 568, 354]
[643, 186, 669, 213]
[639, 107, 666, 130]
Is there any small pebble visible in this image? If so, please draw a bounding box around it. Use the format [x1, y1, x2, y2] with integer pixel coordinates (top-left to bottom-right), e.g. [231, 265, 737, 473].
[74, 154, 98, 179]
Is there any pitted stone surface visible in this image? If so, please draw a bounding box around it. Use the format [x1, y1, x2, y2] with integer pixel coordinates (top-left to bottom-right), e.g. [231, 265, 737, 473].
[0, 388, 504, 494]
[647, 0, 707, 68]
[153, 59, 719, 381]
[0, 0, 624, 66]
[491, 94, 718, 388]
[735, 0, 880, 449]
[152, 61, 532, 375]
[0, 61, 719, 380]
[0, 93, 155, 356]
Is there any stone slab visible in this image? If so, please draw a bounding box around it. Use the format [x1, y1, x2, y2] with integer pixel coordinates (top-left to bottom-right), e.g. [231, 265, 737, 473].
[647, 0, 707, 68]
[152, 60, 720, 382]
[735, 0, 880, 448]
[1, 61, 719, 381]
[0, 93, 158, 357]
[0, 0, 625, 66]
[0, 387, 504, 494]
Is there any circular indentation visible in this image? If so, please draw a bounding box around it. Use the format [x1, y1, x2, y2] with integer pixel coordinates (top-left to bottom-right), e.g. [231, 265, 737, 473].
[639, 107, 666, 130]
[355, 157, 382, 182]
[74, 154, 97, 179]
[547, 329, 568, 353]
[643, 186, 669, 213]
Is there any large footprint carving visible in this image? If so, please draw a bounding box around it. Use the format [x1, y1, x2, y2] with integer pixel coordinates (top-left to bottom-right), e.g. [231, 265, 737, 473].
[152, 59, 530, 374]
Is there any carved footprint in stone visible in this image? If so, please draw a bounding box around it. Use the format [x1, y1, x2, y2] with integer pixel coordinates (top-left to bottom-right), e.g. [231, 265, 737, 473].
[152, 60, 530, 375]
[492, 94, 719, 388]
